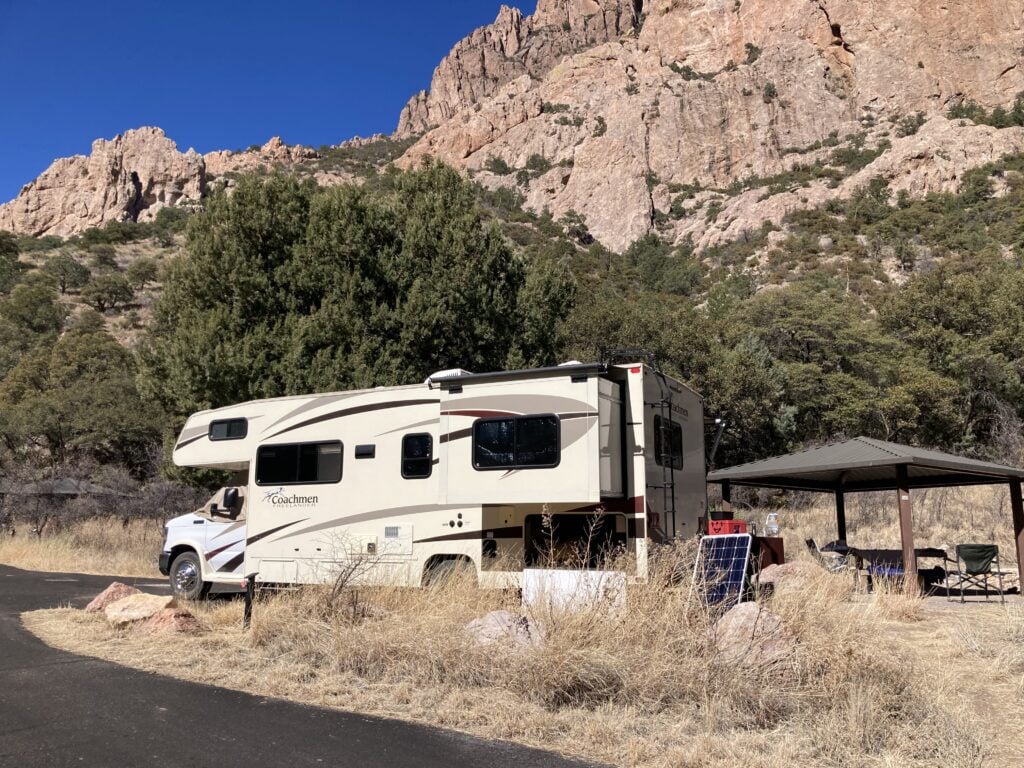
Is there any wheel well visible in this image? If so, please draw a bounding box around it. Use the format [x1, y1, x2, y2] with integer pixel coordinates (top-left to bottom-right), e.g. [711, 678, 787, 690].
[421, 554, 476, 586]
[169, 545, 200, 569]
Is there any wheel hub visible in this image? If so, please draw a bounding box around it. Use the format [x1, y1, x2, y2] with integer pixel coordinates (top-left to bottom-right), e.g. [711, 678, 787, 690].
[173, 561, 199, 594]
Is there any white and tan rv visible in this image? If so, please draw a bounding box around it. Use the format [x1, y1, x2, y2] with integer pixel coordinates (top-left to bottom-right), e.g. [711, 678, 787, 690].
[171, 361, 707, 588]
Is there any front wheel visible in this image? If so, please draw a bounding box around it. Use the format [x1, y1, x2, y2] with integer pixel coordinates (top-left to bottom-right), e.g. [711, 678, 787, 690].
[170, 551, 209, 601]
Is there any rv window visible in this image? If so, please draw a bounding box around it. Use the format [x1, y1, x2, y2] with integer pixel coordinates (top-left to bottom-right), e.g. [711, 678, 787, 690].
[473, 415, 560, 470]
[209, 418, 247, 441]
[402, 434, 433, 479]
[256, 441, 343, 485]
[653, 414, 683, 470]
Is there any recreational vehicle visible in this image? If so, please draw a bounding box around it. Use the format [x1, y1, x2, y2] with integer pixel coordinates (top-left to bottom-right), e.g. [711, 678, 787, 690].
[170, 361, 707, 589]
[159, 485, 247, 599]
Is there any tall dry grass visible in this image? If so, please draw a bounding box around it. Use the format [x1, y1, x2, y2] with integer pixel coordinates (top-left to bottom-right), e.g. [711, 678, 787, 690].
[0, 518, 162, 576]
[26, 542, 990, 768]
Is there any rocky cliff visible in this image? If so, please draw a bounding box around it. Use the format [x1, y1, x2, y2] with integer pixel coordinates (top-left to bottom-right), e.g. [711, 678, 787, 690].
[0, 131, 323, 238]
[397, 0, 1024, 250]
[0, 128, 206, 238]
[4, 0, 1024, 250]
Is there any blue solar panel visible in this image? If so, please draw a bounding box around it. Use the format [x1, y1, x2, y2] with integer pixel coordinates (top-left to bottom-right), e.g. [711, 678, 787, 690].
[693, 533, 753, 607]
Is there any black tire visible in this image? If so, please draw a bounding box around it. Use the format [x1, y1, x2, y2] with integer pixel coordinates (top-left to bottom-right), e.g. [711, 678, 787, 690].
[422, 557, 477, 588]
[169, 551, 210, 601]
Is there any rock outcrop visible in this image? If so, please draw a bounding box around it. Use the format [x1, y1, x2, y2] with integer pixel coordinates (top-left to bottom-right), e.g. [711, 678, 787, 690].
[0, 128, 205, 238]
[203, 136, 319, 178]
[398, 0, 1024, 250]
[396, 0, 643, 137]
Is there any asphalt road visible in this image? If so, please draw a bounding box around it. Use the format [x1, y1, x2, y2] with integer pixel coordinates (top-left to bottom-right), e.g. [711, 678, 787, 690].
[0, 565, 597, 768]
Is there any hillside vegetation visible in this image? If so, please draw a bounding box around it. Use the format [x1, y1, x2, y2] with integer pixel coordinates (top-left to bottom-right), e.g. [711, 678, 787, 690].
[0, 151, 1023, 521]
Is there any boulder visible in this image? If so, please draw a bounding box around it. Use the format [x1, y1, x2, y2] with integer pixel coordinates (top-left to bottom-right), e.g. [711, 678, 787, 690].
[138, 607, 204, 634]
[104, 594, 176, 627]
[711, 602, 795, 668]
[465, 610, 540, 648]
[85, 582, 142, 613]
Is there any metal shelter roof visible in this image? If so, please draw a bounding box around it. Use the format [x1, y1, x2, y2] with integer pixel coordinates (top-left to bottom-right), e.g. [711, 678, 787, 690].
[707, 437, 1024, 492]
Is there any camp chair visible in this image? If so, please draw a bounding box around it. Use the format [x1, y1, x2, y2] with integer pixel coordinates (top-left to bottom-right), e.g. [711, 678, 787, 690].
[945, 544, 1005, 604]
[805, 539, 847, 573]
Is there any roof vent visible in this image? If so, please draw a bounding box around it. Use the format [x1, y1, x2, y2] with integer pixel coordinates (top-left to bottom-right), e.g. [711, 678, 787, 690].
[426, 368, 474, 384]
[558, 360, 584, 367]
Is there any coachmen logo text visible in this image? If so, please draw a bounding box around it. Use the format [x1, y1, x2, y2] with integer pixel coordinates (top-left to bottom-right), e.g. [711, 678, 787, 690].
[262, 488, 319, 507]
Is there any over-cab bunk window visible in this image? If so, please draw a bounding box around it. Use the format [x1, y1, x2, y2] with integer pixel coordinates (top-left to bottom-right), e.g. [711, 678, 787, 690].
[473, 415, 560, 470]
[402, 434, 433, 479]
[256, 441, 343, 485]
[209, 418, 247, 441]
[653, 414, 683, 469]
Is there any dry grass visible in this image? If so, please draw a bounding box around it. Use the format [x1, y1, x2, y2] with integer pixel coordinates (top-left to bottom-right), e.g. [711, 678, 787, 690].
[25, 545, 995, 768]
[0, 518, 162, 577]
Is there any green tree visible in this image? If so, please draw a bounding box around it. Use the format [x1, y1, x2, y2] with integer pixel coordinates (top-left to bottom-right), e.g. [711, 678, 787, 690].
[0, 230, 23, 293]
[43, 253, 91, 294]
[0, 327, 161, 469]
[125, 256, 159, 289]
[140, 165, 574, 421]
[0, 282, 66, 335]
[81, 274, 134, 312]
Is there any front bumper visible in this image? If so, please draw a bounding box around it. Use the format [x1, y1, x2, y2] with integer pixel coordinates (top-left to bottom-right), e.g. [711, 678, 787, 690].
[158, 551, 171, 576]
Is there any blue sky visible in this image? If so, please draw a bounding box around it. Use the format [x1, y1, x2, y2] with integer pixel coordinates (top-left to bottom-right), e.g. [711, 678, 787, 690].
[0, 0, 538, 202]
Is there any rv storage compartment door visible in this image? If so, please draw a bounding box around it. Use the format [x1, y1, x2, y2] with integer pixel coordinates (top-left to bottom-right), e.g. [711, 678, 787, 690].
[598, 380, 623, 498]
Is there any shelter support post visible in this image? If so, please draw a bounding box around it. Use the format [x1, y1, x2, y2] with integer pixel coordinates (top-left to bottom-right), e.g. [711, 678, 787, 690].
[1010, 480, 1024, 581]
[835, 490, 847, 542]
[896, 466, 917, 576]
[721, 481, 732, 515]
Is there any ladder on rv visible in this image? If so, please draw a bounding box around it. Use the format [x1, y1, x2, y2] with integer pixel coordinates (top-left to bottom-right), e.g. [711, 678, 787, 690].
[646, 369, 678, 539]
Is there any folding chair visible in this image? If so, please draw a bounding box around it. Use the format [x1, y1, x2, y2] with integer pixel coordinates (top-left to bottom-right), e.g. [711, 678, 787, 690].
[805, 538, 847, 573]
[945, 544, 1005, 604]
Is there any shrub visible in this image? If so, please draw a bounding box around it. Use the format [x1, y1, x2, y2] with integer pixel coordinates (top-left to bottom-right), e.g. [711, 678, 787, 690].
[484, 156, 513, 176]
[896, 112, 926, 138]
[81, 274, 134, 312]
[43, 253, 90, 294]
[125, 256, 159, 289]
[763, 82, 778, 103]
[525, 154, 552, 175]
[744, 43, 762, 64]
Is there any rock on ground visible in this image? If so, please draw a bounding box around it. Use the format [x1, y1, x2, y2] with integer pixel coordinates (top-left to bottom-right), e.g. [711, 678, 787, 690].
[465, 610, 540, 648]
[104, 594, 176, 627]
[711, 601, 795, 668]
[85, 582, 142, 614]
[138, 607, 204, 634]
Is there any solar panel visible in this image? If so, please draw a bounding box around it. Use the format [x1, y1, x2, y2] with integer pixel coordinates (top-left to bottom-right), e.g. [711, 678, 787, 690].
[692, 533, 753, 607]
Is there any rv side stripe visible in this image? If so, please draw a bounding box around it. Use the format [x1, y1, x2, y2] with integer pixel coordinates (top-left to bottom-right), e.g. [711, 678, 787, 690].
[246, 519, 307, 546]
[174, 434, 205, 451]
[266, 399, 440, 439]
[441, 410, 517, 418]
[219, 552, 245, 572]
[209, 520, 246, 540]
[439, 428, 472, 444]
[205, 540, 242, 560]
[274, 504, 469, 542]
[415, 526, 523, 544]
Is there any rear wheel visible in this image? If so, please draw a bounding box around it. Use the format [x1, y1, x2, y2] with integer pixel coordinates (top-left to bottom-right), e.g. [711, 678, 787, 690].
[422, 557, 478, 588]
[170, 551, 209, 601]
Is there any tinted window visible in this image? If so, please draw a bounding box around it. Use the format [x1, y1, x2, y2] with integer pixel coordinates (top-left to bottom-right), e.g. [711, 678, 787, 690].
[256, 441, 342, 485]
[209, 418, 247, 441]
[474, 419, 515, 468]
[402, 434, 433, 479]
[516, 416, 559, 467]
[653, 415, 683, 470]
[473, 415, 560, 470]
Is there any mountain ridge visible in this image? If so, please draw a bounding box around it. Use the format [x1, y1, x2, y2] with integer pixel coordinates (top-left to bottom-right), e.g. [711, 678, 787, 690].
[2, 0, 1023, 251]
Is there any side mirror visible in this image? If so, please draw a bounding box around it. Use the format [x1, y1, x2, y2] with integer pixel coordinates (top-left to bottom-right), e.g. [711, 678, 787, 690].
[209, 503, 219, 514]
[223, 487, 239, 509]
